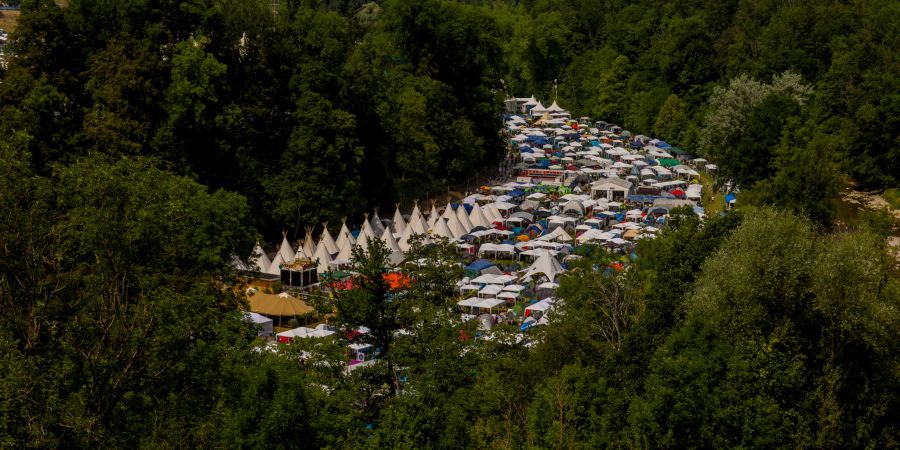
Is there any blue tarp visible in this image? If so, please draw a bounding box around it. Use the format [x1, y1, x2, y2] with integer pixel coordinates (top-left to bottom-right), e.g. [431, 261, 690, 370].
[656, 141, 671, 148]
[465, 259, 495, 272]
[628, 194, 659, 203]
[725, 193, 737, 204]
[508, 189, 526, 198]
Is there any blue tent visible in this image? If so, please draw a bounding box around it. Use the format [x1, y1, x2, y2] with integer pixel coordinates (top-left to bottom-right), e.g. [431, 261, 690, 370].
[725, 193, 737, 204]
[656, 141, 672, 149]
[465, 259, 496, 277]
[508, 189, 526, 199]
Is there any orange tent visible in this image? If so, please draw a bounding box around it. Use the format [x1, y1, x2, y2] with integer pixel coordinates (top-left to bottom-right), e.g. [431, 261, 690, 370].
[383, 272, 411, 290]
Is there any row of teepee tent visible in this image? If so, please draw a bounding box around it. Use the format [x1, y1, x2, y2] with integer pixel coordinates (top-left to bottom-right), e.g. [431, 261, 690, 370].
[248, 200, 507, 275]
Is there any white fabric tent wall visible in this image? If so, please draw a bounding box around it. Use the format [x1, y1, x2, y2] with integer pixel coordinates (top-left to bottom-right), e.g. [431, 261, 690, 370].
[445, 210, 466, 238]
[277, 234, 295, 263]
[266, 251, 285, 276]
[522, 249, 565, 282]
[469, 203, 491, 229]
[250, 241, 271, 273]
[312, 239, 334, 274]
[392, 205, 407, 235]
[336, 220, 355, 253]
[319, 224, 339, 255]
[431, 217, 453, 239]
[456, 204, 474, 233]
[302, 227, 317, 259]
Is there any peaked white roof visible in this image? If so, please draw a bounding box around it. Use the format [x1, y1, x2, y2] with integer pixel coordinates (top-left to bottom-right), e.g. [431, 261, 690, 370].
[445, 210, 466, 238]
[522, 249, 565, 282]
[250, 241, 271, 272]
[481, 204, 497, 223]
[441, 202, 454, 220]
[370, 211, 385, 238]
[319, 225, 338, 255]
[355, 227, 371, 253]
[336, 220, 355, 252]
[431, 217, 453, 239]
[334, 236, 355, 264]
[470, 203, 491, 228]
[489, 203, 503, 222]
[456, 204, 474, 233]
[302, 229, 317, 259]
[407, 203, 425, 235]
[530, 102, 547, 113]
[267, 251, 286, 276]
[547, 100, 566, 113]
[428, 203, 441, 230]
[392, 205, 407, 235]
[277, 234, 295, 263]
[312, 238, 333, 274]
[537, 226, 573, 243]
[381, 226, 402, 253]
[359, 214, 376, 242]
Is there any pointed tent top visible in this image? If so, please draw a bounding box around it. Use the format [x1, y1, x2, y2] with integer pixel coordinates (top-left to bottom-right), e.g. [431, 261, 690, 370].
[278, 234, 295, 263]
[456, 203, 474, 233]
[531, 102, 548, 113]
[522, 249, 565, 282]
[359, 213, 375, 242]
[489, 202, 503, 222]
[407, 205, 427, 235]
[547, 100, 566, 113]
[523, 96, 539, 107]
[302, 226, 317, 259]
[441, 201, 454, 220]
[392, 204, 407, 235]
[470, 203, 491, 229]
[319, 223, 339, 255]
[312, 238, 333, 274]
[432, 217, 453, 239]
[381, 225, 402, 253]
[428, 202, 441, 230]
[334, 237, 355, 265]
[336, 220, 355, 252]
[267, 251, 286, 276]
[250, 241, 271, 273]
[370, 209, 385, 238]
[445, 209, 466, 239]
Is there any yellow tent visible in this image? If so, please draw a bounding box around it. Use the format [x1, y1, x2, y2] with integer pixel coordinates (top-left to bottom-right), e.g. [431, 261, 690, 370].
[248, 292, 314, 317]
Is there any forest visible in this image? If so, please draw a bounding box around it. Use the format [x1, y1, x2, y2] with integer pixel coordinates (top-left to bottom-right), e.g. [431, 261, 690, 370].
[1, 0, 899, 448]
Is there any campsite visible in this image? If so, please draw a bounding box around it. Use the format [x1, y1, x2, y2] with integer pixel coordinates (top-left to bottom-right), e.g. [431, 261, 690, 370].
[2, 0, 899, 447]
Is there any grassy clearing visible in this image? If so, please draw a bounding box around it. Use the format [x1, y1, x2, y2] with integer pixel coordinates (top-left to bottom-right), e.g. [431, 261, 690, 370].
[0, 10, 20, 34]
[884, 188, 900, 210]
[698, 172, 724, 216]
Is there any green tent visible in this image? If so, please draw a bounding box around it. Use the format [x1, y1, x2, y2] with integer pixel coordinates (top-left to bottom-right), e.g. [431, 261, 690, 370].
[657, 158, 680, 168]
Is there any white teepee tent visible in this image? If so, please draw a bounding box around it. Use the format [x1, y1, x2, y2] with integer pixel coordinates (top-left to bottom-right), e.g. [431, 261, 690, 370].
[319, 223, 339, 255]
[302, 226, 317, 259]
[427, 202, 440, 231]
[431, 217, 453, 239]
[312, 239, 334, 274]
[392, 204, 407, 235]
[359, 213, 376, 242]
[267, 251, 286, 276]
[370, 210, 385, 238]
[469, 203, 491, 228]
[456, 203, 474, 233]
[250, 241, 271, 272]
[445, 210, 466, 239]
[336, 219, 355, 252]
[277, 232, 295, 263]
[521, 249, 565, 282]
